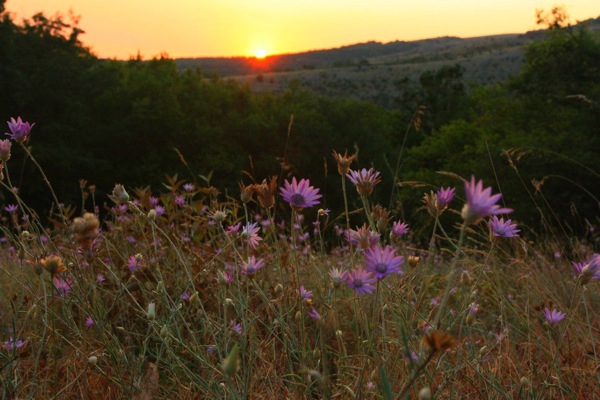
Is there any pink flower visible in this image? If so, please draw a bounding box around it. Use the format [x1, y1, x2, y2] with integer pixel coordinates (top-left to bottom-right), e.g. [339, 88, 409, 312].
[461, 176, 512, 224]
[5, 117, 34, 142]
[280, 177, 322, 211]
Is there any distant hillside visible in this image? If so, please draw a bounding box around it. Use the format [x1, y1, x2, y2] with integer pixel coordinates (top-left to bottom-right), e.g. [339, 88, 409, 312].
[175, 17, 600, 107]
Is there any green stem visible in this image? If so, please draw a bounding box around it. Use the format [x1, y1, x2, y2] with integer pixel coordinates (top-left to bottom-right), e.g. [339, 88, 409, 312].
[432, 221, 467, 328]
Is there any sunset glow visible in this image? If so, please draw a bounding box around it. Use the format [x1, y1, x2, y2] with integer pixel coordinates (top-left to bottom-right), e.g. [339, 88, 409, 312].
[5, 0, 599, 59]
[254, 49, 268, 59]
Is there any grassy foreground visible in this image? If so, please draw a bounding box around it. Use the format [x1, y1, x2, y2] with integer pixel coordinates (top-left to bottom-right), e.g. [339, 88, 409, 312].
[0, 118, 599, 399]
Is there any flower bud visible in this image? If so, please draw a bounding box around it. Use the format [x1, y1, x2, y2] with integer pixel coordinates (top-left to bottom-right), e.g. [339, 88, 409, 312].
[112, 184, 129, 204]
[147, 302, 156, 319]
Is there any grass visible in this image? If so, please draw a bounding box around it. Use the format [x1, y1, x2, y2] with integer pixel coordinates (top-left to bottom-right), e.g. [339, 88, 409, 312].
[0, 123, 598, 399]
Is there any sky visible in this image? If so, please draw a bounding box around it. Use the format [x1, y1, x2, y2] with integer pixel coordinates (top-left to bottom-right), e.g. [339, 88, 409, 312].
[5, 0, 599, 59]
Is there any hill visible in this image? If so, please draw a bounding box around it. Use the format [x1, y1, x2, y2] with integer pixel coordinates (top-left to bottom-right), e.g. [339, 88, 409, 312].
[175, 17, 600, 107]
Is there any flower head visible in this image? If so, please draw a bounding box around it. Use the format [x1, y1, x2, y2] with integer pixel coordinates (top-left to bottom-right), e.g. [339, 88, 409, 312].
[572, 254, 600, 284]
[436, 186, 456, 209]
[543, 308, 566, 325]
[364, 245, 404, 279]
[4, 204, 18, 213]
[390, 220, 409, 238]
[461, 176, 512, 224]
[346, 168, 381, 197]
[240, 256, 264, 276]
[489, 216, 520, 238]
[299, 285, 313, 302]
[0, 139, 12, 162]
[85, 315, 95, 327]
[345, 267, 377, 295]
[241, 222, 262, 248]
[346, 224, 380, 250]
[280, 177, 322, 211]
[329, 267, 349, 288]
[5, 117, 34, 142]
[2, 337, 28, 351]
[53, 274, 73, 297]
[332, 149, 358, 175]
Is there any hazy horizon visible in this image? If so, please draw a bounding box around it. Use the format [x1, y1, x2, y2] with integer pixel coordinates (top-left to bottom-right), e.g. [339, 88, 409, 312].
[5, 0, 599, 60]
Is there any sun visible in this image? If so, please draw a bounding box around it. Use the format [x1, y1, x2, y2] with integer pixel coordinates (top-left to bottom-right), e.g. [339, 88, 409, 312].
[254, 49, 268, 59]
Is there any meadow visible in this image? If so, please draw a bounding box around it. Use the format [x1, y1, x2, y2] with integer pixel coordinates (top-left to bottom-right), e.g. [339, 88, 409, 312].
[0, 117, 598, 399]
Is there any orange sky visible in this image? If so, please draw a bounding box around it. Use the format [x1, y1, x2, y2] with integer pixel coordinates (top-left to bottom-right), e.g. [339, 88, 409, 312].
[5, 0, 599, 59]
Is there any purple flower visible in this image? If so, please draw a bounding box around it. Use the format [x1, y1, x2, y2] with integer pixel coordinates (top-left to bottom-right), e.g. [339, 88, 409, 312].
[365, 245, 404, 279]
[2, 337, 28, 351]
[461, 176, 512, 224]
[346, 168, 381, 196]
[543, 308, 566, 325]
[345, 267, 377, 295]
[329, 267, 349, 288]
[4, 204, 18, 213]
[308, 307, 321, 320]
[280, 177, 322, 211]
[85, 315, 94, 327]
[127, 255, 142, 272]
[346, 224, 380, 250]
[299, 285, 313, 301]
[96, 274, 105, 283]
[489, 216, 520, 237]
[436, 186, 456, 208]
[183, 183, 195, 192]
[53, 274, 73, 297]
[390, 220, 409, 238]
[5, 117, 34, 142]
[0, 139, 12, 162]
[230, 320, 243, 335]
[241, 222, 262, 248]
[153, 205, 166, 216]
[181, 291, 191, 302]
[175, 195, 185, 207]
[240, 256, 264, 275]
[573, 254, 600, 284]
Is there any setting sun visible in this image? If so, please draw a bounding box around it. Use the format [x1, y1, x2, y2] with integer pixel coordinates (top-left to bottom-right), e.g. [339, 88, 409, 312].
[254, 49, 268, 59]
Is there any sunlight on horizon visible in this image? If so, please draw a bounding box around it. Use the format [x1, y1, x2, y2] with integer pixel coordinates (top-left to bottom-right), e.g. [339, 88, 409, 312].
[5, 0, 599, 59]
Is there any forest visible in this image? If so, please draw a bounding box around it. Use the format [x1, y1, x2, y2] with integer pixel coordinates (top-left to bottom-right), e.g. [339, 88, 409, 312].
[1, 1, 599, 237]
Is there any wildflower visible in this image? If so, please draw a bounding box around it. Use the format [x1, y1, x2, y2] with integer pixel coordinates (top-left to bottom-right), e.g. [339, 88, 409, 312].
[543, 308, 565, 325]
[346, 224, 380, 250]
[175, 195, 185, 207]
[332, 149, 358, 175]
[85, 316, 94, 327]
[239, 256, 264, 276]
[364, 245, 403, 279]
[241, 222, 262, 248]
[5, 117, 34, 142]
[216, 270, 234, 285]
[461, 176, 512, 224]
[153, 205, 166, 216]
[436, 186, 456, 209]
[2, 337, 28, 351]
[299, 285, 313, 300]
[53, 274, 73, 297]
[127, 255, 142, 272]
[239, 182, 254, 203]
[390, 220, 409, 238]
[346, 168, 381, 196]
[41, 255, 67, 275]
[0, 139, 11, 162]
[489, 215, 520, 237]
[329, 267, 349, 288]
[345, 267, 377, 295]
[4, 204, 18, 213]
[111, 184, 130, 204]
[72, 212, 100, 250]
[183, 183, 194, 192]
[422, 331, 455, 353]
[372, 205, 391, 231]
[573, 254, 600, 284]
[253, 176, 278, 209]
[230, 320, 243, 335]
[280, 177, 322, 211]
[180, 292, 191, 302]
[318, 208, 330, 216]
[96, 274, 105, 283]
[308, 307, 321, 320]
